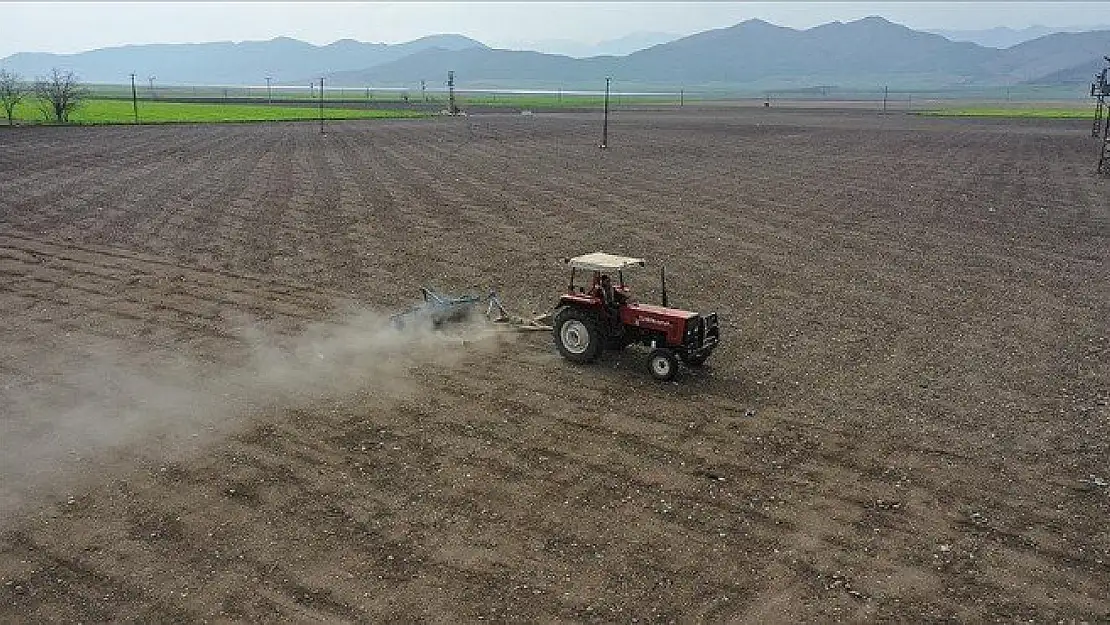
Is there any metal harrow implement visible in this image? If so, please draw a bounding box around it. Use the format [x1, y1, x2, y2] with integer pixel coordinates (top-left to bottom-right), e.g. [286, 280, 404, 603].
[389, 287, 551, 332]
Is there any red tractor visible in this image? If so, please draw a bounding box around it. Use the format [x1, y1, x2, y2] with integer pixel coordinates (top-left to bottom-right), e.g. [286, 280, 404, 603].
[552, 252, 720, 381]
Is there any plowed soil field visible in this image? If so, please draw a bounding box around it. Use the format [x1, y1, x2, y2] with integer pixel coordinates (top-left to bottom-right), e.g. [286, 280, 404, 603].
[1, 109, 1107, 622]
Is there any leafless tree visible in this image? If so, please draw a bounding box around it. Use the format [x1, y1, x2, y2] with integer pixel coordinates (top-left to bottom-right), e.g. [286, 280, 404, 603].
[0, 69, 26, 126]
[34, 68, 87, 123]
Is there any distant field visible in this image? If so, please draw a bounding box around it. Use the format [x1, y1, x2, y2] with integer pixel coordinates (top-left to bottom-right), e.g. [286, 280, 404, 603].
[918, 106, 1094, 119]
[5, 98, 427, 125]
[461, 93, 683, 108]
[5, 94, 1098, 125]
[459, 94, 607, 108]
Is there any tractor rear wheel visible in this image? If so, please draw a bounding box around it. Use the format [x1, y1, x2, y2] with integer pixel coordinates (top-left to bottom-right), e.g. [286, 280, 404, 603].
[554, 308, 602, 363]
[648, 348, 679, 381]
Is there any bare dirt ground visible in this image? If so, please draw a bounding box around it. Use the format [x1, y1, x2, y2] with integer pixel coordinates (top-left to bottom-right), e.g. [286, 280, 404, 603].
[0, 108, 1107, 622]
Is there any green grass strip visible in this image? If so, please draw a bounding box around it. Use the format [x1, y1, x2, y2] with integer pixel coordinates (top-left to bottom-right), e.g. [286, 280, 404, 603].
[916, 107, 1094, 119]
[7, 98, 426, 125]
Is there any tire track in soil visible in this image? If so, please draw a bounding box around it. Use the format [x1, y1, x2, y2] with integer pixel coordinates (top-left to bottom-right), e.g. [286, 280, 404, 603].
[142, 130, 282, 270]
[0, 126, 215, 208]
[380, 376, 796, 618]
[2, 129, 224, 240]
[317, 131, 380, 295]
[287, 132, 359, 289]
[0, 224, 438, 623]
[210, 389, 772, 619]
[343, 129, 457, 298]
[0, 232, 346, 317]
[323, 132, 417, 302]
[125, 130, 287, 266]
[0, 232, 361, 372]
[407, 118, 614, 270]
[371, 130, 492, 280]
[321, 130, 408, 304]
[202, 132, 296, 277]
[1, 530, 194, 623]
[580, 121, 1104, 373]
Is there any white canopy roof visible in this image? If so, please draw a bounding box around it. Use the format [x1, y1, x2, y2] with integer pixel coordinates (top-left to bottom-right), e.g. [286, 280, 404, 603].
[565, 252, 646, 272]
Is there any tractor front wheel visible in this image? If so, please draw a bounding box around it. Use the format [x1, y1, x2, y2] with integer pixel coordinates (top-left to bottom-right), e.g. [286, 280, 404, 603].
[648, 348, 679, 381]
[554, 308, 602, 363]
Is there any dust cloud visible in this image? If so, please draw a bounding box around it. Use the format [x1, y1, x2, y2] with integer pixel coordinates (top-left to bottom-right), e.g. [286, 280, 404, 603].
[0, 306, 507, 521]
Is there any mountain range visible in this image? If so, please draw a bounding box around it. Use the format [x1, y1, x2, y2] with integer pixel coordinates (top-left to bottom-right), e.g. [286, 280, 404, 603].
[928, 24, 1110, 49]
[0, 34, 485, 86]
[502, 32, 681, 59]
[2, 17, 1108, 91]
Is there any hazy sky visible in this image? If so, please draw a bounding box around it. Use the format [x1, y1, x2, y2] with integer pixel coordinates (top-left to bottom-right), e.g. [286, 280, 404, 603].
[3, 2, 1107, 58]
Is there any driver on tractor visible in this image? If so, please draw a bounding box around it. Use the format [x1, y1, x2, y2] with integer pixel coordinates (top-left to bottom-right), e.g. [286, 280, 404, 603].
[596, 274, 626, 329]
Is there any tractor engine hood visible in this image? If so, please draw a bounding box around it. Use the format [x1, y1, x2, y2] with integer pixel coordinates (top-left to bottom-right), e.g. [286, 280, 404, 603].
[628, 303, 699, 319]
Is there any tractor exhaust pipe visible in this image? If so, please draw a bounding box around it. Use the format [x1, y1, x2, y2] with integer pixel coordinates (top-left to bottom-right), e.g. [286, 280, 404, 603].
[660, 265, 668, 307]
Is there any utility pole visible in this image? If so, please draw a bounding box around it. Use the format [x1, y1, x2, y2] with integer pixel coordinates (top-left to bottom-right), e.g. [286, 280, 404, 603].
[1095, 57, 1110, 171]
[130, 73, 138, 123]
[265, 76, 272, 104]
[600, 76, 611, 149]
[680, 88, 684, 107]
[421, 79, 426, 102]
[319, 77, 325, 134]
[882, 85, 888, 114]
[1092, 59, 1109, 138]
[447, 70, 457, 115]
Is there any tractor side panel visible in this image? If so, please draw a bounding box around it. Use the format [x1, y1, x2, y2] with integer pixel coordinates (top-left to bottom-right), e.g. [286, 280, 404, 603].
[622, 306, 687, 346]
